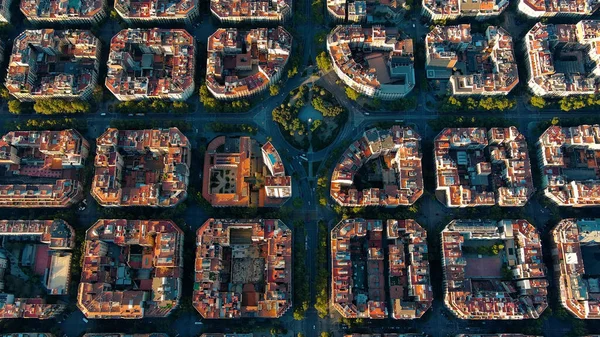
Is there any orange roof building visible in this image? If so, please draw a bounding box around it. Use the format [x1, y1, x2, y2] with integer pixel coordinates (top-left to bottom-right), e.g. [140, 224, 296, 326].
[211, 0, 292, 23]
[6, 30, 101, 102]
[332, 219, 432, 319]
[106, 29, 195, 101]
[114, 0, 199, 24]
[551, 219, 600, 319]
[525, 21, 600, 97]
[434, 127, 534, 207]
[518, 0, 599, 17]
[92, 128, 190, 207]
[0, 129, 89, 208]
[78, 219, 183, 319]
[425, 25, 518, 95]
[206, 27, 291, 100]
[538, 125, 600, 206]
[20, 0, 106, 24]
[331, 126, 423, 207]
[194, 219, 292, 318]
[202, 136, 291, 207]
[442, 219, 548, 320]
[422, 0, 508, 20]
[327, 26, 415, 100]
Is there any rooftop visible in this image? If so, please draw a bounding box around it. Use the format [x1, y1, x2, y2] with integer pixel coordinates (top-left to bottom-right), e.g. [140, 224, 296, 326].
[538, 125, 600, 206]
[330, 126, 424, 207]
[92, 128, 190, 207]
[194, 219, 292, 318]
[20, 0, 104, 20]
[206, 27, 291, 99]
[327, 25, 415, 99]
[114, 0, 197, 19]
[331, 219, 432, 319]
[211, 0, 291, 21]
[0, 129, 89, 208]
[551, 219, 600, 319]
[525, 21, 600, 96]
[519, 0, 600, 15]
[6, 30, 100, 101]
[106, 29, 195, 100]
[434, 127, 534, 207]
[425, 25, 518, 95]
[78, 219, 184, 319]
[83, 334, 168, 337]
[202, 136, 291, 207]
[423, 0, 508, 17]
[442, 219, 548, 320]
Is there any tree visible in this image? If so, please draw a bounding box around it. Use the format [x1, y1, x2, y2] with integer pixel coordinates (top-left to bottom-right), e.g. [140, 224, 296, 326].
[0, 86, 10, 100]
[8, 100, 22, 114]
[311, 119, 322, 132]
[92, 85, 104, 103]
[270, 85, 281, 96]
[316, 52, 332, 72]
[530, 96, 546, 109]
[345, 87, 360, 101]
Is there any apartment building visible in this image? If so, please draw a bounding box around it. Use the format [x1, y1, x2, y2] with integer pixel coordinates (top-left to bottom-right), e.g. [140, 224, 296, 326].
[525, 21, 600, 97]
[92, 128, 190, 207]
[426, 25, 518, 95]
[0, 332, 54, 337]
[434, 127, 534, 207]
[106, 29, 195, 101]
[6, 30, 101, 102]
[0, 220, 73, 319]
[327, 25, 415, 100]
[0, 295, 65, 319]
[211, 0, 292, 23]
[422, 0, 508, 20]
[327, 0, 406, 22]
[538, 125, 600, 206]
[0, 0, 12, 23]
[202, 137, 291, 207]
[115, 0, 199, 24]
[455, 335, 541, 337]
[331, 126, 423, 207]
[206, 27, 291, 100]
[332, 219, 432, 319]
[78, 219, 183, 319]
[20, 0, 106, 24]
[442, 219, 548, 320]
[0, 129, 89, 208]
[0, 219, 74, 295]
[518, 0, 600, 17]
[194, 219, 292, 318]
[83, 332, 169, 337]
[551, 219, 600, 319]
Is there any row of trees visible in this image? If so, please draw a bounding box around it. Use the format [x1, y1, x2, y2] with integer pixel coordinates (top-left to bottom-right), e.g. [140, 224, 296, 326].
[293, 220, 310, 320]
[199, 84, 252, 113]
[113, 100, 191, 114]
[208, 122, 257, 135]
[314, 220, 329, 318]
[440, 96, 516, 113]
[312, 96, 345, 118]
[109, 119, 192, 132]
[428, 115, 514, 132]
[4, 118, 88, 132]
[531, 95, 600, 112]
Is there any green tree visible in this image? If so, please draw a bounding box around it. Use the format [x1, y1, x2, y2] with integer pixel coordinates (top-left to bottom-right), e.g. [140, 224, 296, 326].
[8, 100, 22, 114]
[530, 96, 546, 109]
[316, 52, 332, 72]
[345, 87, 360, 101]
[270, 85, 281, 96]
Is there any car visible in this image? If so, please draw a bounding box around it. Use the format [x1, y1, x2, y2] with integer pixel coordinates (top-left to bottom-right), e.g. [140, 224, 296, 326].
[313, 326, 316, 330]
[128, 114, 133, 116]
[195, 321, 203, 325]
[100, 113, 106, 116]
[82, 318, 89, 323]
[135, 113, 144, 116]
